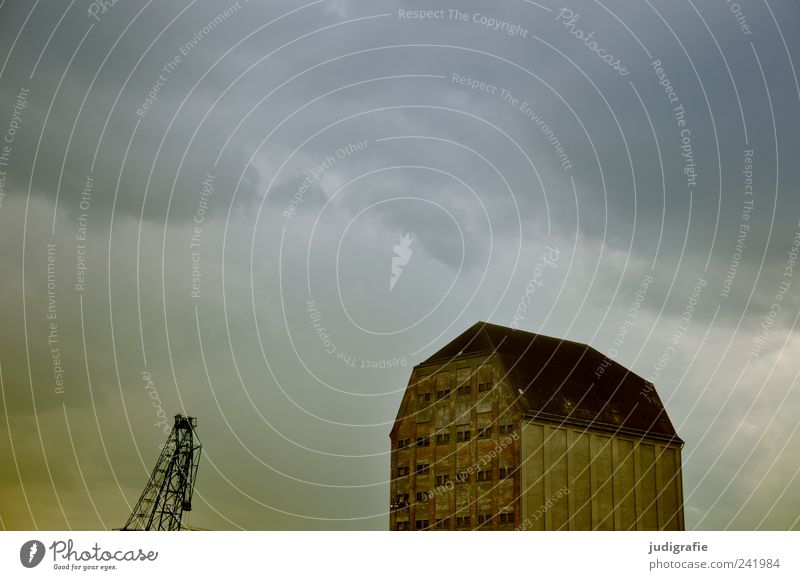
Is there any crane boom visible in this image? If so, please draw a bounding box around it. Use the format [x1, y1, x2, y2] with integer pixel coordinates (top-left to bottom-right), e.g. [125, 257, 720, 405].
[121, 414, 202, 531]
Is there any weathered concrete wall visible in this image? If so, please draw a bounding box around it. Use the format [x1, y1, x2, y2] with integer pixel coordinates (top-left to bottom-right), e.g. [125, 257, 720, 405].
[519, 421, 684, 530]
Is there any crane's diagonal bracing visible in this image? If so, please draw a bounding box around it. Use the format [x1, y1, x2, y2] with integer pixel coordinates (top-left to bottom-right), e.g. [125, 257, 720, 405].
[122, 414, 202, 531]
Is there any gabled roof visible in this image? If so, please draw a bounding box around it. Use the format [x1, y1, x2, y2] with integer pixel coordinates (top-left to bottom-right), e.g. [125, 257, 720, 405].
[419, 321, 681, 442]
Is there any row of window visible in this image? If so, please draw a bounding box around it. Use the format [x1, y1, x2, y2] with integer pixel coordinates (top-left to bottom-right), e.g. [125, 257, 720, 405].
[396, 517, 470, 529]
[416, 381, 495, 405]
[477, 513, 514, 525]
[395, 512, 515, 530]
[397, 424, 514, 449]
[499, 513, 514, 524]
[396, 466, 515, 480]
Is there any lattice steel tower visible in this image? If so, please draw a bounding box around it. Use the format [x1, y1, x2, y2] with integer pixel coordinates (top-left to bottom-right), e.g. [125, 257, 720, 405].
[122, 414, 202, 531]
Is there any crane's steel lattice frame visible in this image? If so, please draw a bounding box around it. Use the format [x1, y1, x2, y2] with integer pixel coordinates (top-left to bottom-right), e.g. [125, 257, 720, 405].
[122, 414, 201, 531]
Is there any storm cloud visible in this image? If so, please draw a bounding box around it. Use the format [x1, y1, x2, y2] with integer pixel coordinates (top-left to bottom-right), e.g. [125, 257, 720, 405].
[1, 0, 799, 530]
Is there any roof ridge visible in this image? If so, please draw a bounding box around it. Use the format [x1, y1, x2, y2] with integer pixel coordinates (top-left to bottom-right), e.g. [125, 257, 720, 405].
[478, 320, 592, 349]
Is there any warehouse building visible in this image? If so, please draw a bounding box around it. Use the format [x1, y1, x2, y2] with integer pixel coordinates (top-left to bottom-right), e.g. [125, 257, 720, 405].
[389, 321, 684, 530]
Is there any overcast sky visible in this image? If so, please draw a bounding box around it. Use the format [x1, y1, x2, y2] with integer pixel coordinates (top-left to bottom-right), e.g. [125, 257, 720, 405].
[1, 0, 799, 531]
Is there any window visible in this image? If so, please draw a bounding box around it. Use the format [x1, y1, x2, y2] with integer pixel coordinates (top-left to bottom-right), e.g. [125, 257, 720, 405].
[498, 512, 514, 525]
[456, 515, 471, 528]
[456, 426, 471, 443]
[477, 514, 492, 525]
[437, 389, 451, 400]
[416, 463, 429, 475]
[499, 467, 513, 479]
[397, 466, 410, 477]
[434, 518, 449, 529]
[396, 521, 410, 531]
[416, 491, 429, 502]
[477, 470, 492, 482]
[477, 426, 491, 439]
[415, 519, 429, 530]
[436, 432, 450, 445]
[478, 381, 493, 393]
[456, 471, 471, 484]
[416, 436, 430, 447]
[457, 384, 471, 396]
[394, 493, 409, 506]
[435, 474, 450, 486]
[499, 424, 514, 435]
[397, 438, 411, 449]
[417, 392, 431, 405]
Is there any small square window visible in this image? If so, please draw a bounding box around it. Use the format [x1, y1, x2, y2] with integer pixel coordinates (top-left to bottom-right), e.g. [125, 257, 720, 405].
[416, 491, 429, 502]
[456, 471, 471, 484]
[477, 470, 492, 482]
[436, 432, 450, 445]
[499, 467, 513, 479]
[437, 389, 451, 400]
[394, 493, 409, 507]
[397, 466, 410, 477]
[416, 436, 430, 447]
[415, 519, 429, 530]
[456, 515, 471, 528]
[435, 474, 450, 486]
[434, 518, 448, 529]
[416, 463, 429, 475]
[396, 521, 410, 531]
[477, 426, 491, 439]
[417, 392, 431, 405]
[499, 424, 514, 435]
[397, 438, 411, 449]
[456, 427, 471, 443]
[457, 385, 471, 396]
[477, 514, 492, 525]
[498, 513, 514, 525]
[478, 381, 492, 393]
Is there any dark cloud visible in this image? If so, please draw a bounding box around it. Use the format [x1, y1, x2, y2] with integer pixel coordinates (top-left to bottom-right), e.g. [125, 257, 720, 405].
[1, 0, 799, 531]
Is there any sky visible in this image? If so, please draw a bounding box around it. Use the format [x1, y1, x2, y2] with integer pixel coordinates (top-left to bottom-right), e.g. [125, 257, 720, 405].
[1, 0, 799, 531]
